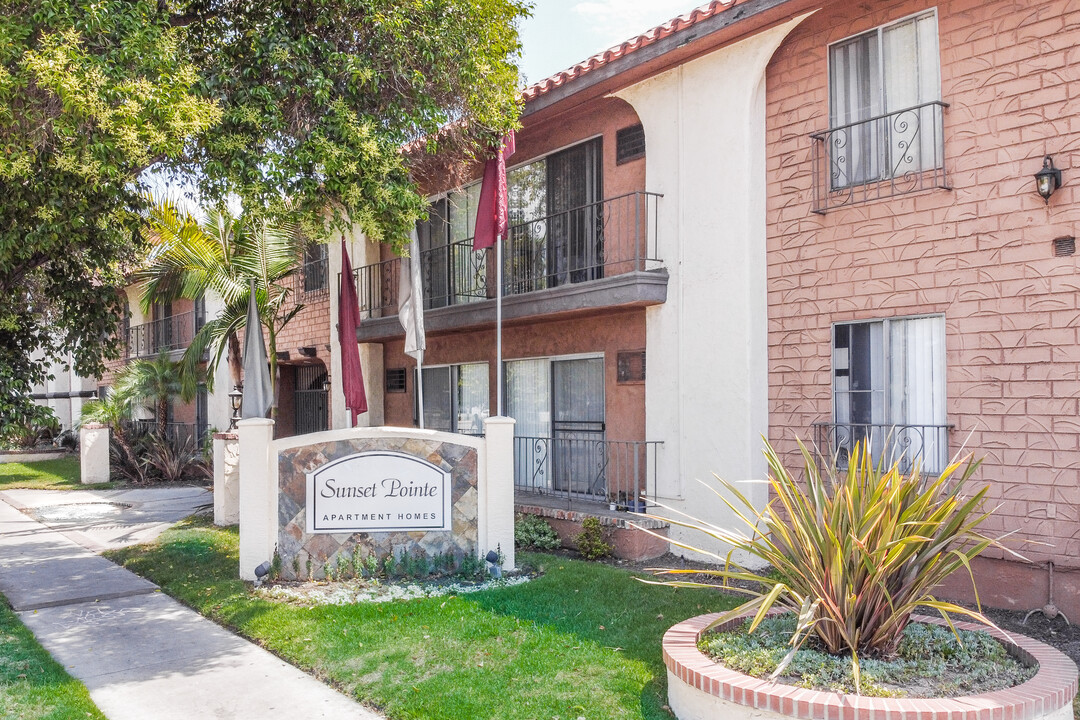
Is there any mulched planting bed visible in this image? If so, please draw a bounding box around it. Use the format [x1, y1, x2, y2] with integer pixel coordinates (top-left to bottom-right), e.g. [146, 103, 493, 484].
[698, 613, 1036, 698]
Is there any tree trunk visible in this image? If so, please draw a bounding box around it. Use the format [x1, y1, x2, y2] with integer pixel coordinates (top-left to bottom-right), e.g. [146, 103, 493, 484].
[158, 396, 169, 438]
[227, 332, 242, 389]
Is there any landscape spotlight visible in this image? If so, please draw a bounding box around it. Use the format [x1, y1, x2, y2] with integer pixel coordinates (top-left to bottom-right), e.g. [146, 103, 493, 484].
[485, 550, 502, 579]
[254, 561, 272, 586]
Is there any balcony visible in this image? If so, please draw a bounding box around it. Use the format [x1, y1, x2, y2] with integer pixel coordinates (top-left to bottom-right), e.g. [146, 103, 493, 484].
[126, 311, 199, 359]
[513, 436, 662, 510]
[811, 421, 952, 475]
[810, 100, 949, 214]
[352, 191, 667, 339]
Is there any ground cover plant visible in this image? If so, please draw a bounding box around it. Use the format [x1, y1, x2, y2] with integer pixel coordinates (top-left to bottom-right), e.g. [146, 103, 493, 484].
[106, 516, 739, 720]
[700, 614, 1034, 698]
[0, 594, 106, 720]
[649, 438, 1012, 692]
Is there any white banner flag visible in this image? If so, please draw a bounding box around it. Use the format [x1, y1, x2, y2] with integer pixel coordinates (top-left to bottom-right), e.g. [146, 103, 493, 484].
[398, 228, 426, 364]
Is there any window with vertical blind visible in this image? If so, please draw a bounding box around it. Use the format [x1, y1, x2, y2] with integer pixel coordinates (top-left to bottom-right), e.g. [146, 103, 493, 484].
[416, 363, 488, 435]
[828, 10, 942, 188]
[832, 315, 947, 472]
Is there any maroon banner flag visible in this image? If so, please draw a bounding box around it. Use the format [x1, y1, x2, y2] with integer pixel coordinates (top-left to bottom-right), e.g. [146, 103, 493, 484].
[472, 131, 516, 251]
[338, 239, 368, 424]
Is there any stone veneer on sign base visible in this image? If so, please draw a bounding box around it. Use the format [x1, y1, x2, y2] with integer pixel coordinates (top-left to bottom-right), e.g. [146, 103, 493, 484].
[663, 613, 1079, 720]
[277, 435, 479, 580]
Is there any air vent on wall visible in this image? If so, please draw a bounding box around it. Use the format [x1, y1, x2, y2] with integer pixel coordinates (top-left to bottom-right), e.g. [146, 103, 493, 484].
[616, 124, 646, 165]
[386, 367, 407, 393]
[617, 350, 646, 384]
[1053, 236, 1075, 257]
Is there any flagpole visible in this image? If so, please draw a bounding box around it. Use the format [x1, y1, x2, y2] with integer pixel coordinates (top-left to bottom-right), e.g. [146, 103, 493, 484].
[417, 350, 425, 429]
[496, 236, 503, 417]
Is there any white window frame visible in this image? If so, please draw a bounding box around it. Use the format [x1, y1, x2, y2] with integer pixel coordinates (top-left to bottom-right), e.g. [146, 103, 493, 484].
[830, 313, 948, 472]
[826, 9, 942, 188]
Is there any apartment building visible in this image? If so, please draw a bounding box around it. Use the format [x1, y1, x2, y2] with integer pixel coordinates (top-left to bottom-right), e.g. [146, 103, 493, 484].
[764, 0, 1080, 614]
[320, 0, 1080, 611]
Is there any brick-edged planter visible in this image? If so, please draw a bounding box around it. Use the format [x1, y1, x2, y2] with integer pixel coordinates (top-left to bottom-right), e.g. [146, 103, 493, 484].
[663, 612, 1079, 720]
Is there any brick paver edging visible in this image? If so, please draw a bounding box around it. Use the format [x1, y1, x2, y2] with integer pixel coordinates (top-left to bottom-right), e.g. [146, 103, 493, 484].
[663, 613, 1079, 720]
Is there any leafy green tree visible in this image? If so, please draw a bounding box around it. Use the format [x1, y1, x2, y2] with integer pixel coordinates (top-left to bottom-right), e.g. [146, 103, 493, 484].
[0, 0, 527, 427]
[140, 202, 303, 410]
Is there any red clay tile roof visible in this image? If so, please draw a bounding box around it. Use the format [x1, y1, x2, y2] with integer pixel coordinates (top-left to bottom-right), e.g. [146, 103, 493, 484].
[520, 0, 755, 102]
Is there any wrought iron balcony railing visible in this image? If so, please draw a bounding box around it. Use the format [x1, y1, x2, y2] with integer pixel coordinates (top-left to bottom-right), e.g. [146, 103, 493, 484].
[353, 257, 400, 320]
[352, 191, 662, 318]
[811, 421, 952, 475]
[513, 436, 662, 510]
[130, 420, 205, 448]
[126, 311, 198, 359]
[810, 100, 949, 214]
[296, 254, 330, 299]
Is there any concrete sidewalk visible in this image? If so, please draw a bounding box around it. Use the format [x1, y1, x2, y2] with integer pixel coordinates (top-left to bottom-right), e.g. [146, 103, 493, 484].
[0, 490, 383, 720]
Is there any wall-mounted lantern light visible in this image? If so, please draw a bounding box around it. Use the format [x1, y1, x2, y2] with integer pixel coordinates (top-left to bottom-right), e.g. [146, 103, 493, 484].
[1035, 155, 1063, 203]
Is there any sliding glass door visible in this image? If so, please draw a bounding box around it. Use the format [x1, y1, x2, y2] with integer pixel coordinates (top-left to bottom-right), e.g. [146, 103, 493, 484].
[507, 356, 605, 495]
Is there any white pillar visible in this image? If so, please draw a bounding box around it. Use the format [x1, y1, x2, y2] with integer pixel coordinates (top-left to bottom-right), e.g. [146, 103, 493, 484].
[79, 423, 110, 484]
[482, 416, 516, 570]
[238, 418, 276, 580]
[213, 432, 240, 526]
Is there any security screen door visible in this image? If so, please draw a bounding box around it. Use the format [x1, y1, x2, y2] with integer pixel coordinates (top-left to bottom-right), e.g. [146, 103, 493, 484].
[508, 356, 605, 495]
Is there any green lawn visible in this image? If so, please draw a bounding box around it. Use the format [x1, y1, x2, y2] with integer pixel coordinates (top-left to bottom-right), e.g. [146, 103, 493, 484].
[0, 597, 106, 720]
[107, 517, 739, 720]
[0, 457, 119, 490]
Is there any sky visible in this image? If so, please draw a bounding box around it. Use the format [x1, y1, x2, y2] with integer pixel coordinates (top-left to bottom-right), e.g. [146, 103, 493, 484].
[517, 0, 702, 84]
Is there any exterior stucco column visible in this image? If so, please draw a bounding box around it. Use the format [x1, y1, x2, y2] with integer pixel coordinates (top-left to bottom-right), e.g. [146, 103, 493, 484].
[238, 418, 276, 580]
[213, 432, 240, 525]
[79, 423, 110, 484]
[613, 12, 814, 561]
[482, 416, 516, 570]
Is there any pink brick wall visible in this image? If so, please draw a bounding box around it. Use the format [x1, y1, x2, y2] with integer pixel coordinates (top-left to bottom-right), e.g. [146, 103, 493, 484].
[765, 0, 1080, 580]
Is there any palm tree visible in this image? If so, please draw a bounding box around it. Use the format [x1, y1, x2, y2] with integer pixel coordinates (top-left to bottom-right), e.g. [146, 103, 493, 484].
[117, 351, 186, 437]
[139, 201, 304, 414]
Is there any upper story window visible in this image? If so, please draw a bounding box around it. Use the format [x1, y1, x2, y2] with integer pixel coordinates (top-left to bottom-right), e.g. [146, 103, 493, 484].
[417, 137, 604, 307]
[827, 315, 948, 473]
[813, 11, 948, 211]
[300, 242, 329, 295]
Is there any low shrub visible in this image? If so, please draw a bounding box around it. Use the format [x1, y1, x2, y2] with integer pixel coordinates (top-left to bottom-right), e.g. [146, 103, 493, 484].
[1, 404, 61, 449]
[575, 516, 612, 560]
[142, 433, 211, 483]
[515, 513, 562, 551]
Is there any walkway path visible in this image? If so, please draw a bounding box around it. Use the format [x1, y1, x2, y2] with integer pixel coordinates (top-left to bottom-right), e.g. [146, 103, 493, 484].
[0, 487, 383, 720]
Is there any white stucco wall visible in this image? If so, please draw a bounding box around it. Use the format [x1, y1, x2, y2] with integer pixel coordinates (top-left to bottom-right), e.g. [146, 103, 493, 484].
[328, 227, 386, 430]
[614, 14, 812, 561]
[203, 288, 235, 433]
